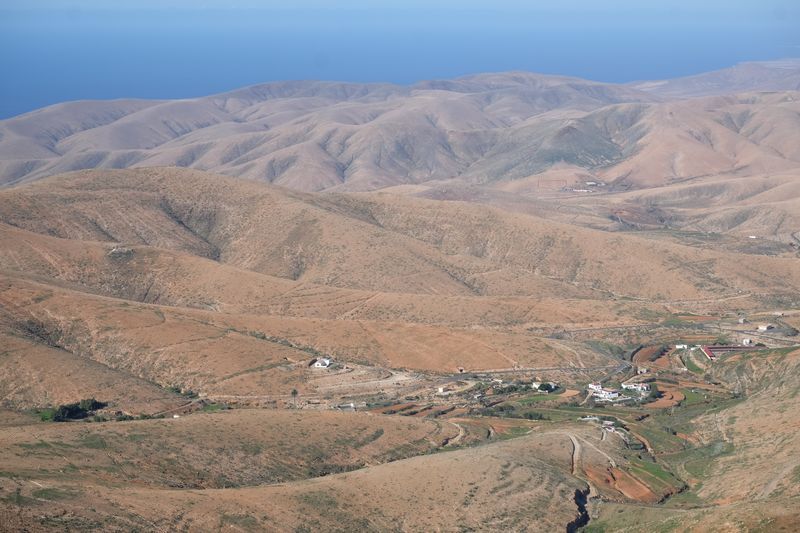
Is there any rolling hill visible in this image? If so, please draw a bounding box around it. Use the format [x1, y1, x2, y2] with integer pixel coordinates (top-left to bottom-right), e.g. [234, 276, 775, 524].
[1, 61, 798, 193]
[2, 168, 799, 306]
[631, 59, 800, 98]
[1, 55, 800, 530]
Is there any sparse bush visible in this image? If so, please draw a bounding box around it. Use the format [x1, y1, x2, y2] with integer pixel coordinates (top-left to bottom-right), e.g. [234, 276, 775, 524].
[78, 398, 106, 411]
[647, 385, 662, 401]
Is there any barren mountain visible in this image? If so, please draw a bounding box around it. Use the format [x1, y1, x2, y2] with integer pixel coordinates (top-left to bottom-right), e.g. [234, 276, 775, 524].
[2, 168, 799, 307]
[631, 59, 800, 98]
[1, 63, 799, 194]
[0, 72, 655, 190]
[2, 63, 800, 531]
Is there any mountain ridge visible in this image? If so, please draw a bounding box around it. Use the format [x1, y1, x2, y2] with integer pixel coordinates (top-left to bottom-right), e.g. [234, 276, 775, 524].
[3, 61, 797, 192]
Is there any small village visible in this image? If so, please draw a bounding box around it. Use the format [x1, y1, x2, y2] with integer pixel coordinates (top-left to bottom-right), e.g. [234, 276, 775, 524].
[186, 310, 799, 425]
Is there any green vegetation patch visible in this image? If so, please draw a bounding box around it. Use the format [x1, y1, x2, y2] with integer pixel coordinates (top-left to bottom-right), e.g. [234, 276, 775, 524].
[2, 488, 34, 507]
[239, 441, 264, 456]
[31, 487, 81, 501]
[792, 464, 800, 483]
[680, 389, 706, 407]
[629, 458, 683, 492]
[297, 490, 339, 510]
[496, 425, 532, 441]
[517, 393, 558, 405]
[681, 353, 703, 374]
[667, 441, 735, 479]
[201, 402, 227, 413]
[77, 433, 107, 450]
[353, 428, 384, 449]
[631, 425, 685, 454]
[220, 513, 260, 531]
[39, 398, 108, 422]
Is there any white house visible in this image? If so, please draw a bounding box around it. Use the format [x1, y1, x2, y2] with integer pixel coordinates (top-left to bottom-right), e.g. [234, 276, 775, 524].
[621, 383, 650, 393]
[675, 344, 688, 350]
[742, 338, 753, 346]
[587, 383, 603, 393]
[757, 324, 774, 332]
[593, 388, 619, 401]
[312, 357, 332, 368]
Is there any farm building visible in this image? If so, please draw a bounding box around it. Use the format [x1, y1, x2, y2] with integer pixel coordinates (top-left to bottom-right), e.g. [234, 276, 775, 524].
[701, 345, 759, 361]
[311, 357, 332, 368]
[621, 382, 650, 393]
[592, 388, 620, 401]
[757, 324, 774, 332]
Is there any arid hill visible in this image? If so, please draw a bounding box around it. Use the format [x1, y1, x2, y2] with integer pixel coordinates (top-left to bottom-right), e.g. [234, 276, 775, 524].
[2, 168, 798, 305]
[2, 61, 798, 192]
[0, 167, 798, 412]
[631, 59, 800, 98]
[1, 88, 799, 531]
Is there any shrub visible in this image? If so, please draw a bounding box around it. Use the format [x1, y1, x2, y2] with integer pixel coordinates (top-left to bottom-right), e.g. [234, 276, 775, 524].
[647, 385, 662, 401]
[523, 412, 545, 420]
[50, 398, 107, 422]
[78, 398, 106, 411]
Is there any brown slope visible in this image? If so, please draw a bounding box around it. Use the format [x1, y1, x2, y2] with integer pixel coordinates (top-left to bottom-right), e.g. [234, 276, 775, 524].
[599, 171, 800, 245]
[0, 72, 656, 189]
[0, 428, 588, 532]
[0, 220, 667, 329]
[0, 409, 453, 490]
[3, 168, 800, 305]
[0, 273, 612, 394]
[631, 59, 800, 98]
[0, 332, 180, 414]
[316, 187, 800, 302]
[691, 346, 800, 503]
[595, 92, 800, 188]
[2, 66, 800, 194]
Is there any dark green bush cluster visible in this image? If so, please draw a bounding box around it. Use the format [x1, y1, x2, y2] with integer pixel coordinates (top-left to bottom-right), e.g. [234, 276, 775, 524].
[537, 382, 556, 393]
[42, 398, 108, 422]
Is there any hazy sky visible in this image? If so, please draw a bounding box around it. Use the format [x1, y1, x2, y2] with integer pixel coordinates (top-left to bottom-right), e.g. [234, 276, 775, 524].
[1, 1, 798, 118]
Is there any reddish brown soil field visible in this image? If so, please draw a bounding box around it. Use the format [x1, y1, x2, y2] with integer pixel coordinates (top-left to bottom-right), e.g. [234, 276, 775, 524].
[645, 389, 685, 409]
[609, 467, 660, 503]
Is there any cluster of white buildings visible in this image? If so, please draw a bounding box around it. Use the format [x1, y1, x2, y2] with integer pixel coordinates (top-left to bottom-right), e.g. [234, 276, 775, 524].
[588, 380, 650, 401]
[621, 382, 650, 393]
[587, 383, 619, 401]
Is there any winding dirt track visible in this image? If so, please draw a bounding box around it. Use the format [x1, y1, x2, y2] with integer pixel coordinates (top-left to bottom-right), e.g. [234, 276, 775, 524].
[568, 434, 581, 475]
